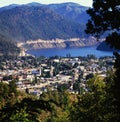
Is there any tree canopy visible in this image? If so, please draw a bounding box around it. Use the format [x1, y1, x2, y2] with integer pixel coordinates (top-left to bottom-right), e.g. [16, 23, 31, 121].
[86, 0, 120, 121]
[86, 0, 120, 49]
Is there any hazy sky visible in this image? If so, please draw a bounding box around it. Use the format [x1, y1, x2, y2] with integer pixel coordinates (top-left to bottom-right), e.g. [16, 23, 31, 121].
[0, 0, 93, 7]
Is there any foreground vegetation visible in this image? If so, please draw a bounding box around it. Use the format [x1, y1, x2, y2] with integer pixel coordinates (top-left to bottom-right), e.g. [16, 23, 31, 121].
[0, 69, 119, 121]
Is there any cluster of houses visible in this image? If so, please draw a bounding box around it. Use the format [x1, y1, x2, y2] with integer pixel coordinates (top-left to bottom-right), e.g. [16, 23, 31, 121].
[0, 55, 115, 96]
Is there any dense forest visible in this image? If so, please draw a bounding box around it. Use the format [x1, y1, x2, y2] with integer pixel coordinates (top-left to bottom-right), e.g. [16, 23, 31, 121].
[0, 72, 119, 121]
[0, 34, 20, 56]
[0, 5, 85, 41]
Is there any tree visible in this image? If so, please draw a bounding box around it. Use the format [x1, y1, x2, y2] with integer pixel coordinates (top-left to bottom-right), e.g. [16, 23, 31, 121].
[86, 0, 120, 49]
[10, 107, 32, 122]
[9, 80, 17, 94]
[0, 82, 9, 108]
[85, 0, 120, 120]
[70, 76, 118, 122]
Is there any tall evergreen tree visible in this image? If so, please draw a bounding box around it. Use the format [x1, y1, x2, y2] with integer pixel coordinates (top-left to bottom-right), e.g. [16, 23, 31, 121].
[86, 0, 120, 48]
[85, 0, 120, 120]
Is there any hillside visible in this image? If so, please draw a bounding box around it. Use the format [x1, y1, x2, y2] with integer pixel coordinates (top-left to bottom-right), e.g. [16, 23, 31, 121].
[0, 5, 86, 42]
[0, 34, 20, 56]
[0, 4, 18, 12]
[0, 2, 89, 24]
[48, 2, 90, 24]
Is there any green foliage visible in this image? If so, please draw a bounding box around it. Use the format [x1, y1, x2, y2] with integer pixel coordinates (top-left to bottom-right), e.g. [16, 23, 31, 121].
[86, 0, 120, 49]
[9, 80, 18, 94]
[86, 0, 120, 121]
[70, 75, 118, 122]
[0, 90, 71, 122]
[0, 74, 119, 122]
[0, 81, 18, 108]
[57, 84, 71, 92]
[0, 82, 9, 102]
[87, 76, 105, 92]
[73, 81, 80, 93]
[10, 107, 31, 122]
[105, 54, 120, 120]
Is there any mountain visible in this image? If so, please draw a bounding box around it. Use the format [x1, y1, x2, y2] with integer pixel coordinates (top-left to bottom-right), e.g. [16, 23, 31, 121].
[0, 4, 86, 42]
[26, 2, 90, 24]
[0, 4, 19, 12]
[26, 2, 44, 6]
[48, 2, 90, 24]
[25, 2, 90, 25]
[0, 2, 94, 53]
[0, 2, 42, 12]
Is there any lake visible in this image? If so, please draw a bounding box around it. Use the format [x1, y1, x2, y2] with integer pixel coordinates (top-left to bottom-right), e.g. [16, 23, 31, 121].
[26, 45, 115, 58]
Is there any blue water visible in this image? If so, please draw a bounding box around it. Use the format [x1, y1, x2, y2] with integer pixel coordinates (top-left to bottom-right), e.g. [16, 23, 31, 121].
[26, 45, 115, 58]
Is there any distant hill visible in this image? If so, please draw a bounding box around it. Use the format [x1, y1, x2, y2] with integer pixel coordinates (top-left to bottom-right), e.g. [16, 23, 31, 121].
[0, 3, 88, 42]
[0, 4, 19, 12]
[26, 2, 90, 25]
[0, 2, 89, 24]
[48, 2, 90, 24]
[0, 2, 92, 54]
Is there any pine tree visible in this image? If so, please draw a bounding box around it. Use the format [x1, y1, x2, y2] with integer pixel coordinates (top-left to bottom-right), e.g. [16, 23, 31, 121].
[85, 0, 120, 120]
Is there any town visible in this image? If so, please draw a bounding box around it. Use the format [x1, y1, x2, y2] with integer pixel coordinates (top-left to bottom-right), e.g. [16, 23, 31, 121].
[0, 54, 115, 97]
